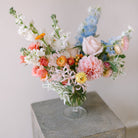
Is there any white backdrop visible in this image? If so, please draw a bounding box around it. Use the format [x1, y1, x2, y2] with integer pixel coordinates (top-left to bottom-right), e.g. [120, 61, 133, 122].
[0, 0, 138, 138]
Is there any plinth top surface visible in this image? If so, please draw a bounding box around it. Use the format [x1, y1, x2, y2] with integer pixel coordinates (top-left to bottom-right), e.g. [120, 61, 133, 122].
[31, 92, 125, 138]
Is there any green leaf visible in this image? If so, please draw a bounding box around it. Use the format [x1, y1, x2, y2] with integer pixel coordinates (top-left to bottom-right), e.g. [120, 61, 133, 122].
[108, 62, 118, 72]
[51, 14, 56, 19]
[119, 54, 126, 59]
[66, 86, 72, 92]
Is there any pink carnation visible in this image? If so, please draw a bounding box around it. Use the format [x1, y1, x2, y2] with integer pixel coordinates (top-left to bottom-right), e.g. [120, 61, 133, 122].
[28, 42, 40, 50]
[77, 55, 103, 80]
[121, 36, 129, 51]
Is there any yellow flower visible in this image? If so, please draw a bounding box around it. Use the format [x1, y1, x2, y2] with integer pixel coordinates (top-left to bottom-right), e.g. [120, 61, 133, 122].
[35, 33, 45, 40]
[75, 72, 87, 84]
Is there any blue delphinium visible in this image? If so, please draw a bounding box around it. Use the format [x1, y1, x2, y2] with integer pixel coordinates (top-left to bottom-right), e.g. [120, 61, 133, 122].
[76, 7, 101, 46]
[101, 40, 115, 55]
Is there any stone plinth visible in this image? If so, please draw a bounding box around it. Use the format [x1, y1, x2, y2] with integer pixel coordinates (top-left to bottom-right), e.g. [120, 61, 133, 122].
[31, 92, 125, 138]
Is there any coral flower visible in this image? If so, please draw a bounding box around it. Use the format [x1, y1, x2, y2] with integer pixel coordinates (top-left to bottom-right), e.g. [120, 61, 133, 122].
[121, 36, 129, 51]
[35, 33, 45, 40]
[39, 56, 49, 67]
[75, 72, 87, 84]
[56, 56, 67, 67]
[37, 68, 48, 80]
[32, 66, 39, 77]
[20, 55, 26, 63]
[28, 42, 40, 50]
[78, 55, 103, 80]
[67, 57, 75, 66]
[61, 80, 68, 85]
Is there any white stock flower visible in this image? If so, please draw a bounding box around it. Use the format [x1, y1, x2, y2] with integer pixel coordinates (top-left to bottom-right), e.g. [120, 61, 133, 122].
[24, 48, 45, 66]
[52, 32, 71, 51]
[18, 25, 36, 41]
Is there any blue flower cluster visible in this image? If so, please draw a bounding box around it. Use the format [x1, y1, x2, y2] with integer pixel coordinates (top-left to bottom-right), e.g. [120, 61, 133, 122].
[101, 40, 115, 56]
[76, 8, 101, 46]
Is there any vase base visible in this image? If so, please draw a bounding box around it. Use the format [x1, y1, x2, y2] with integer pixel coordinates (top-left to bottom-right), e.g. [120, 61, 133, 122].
[64, 106, 87, 119]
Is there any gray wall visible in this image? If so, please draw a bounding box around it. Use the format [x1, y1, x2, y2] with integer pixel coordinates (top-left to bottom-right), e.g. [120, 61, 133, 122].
[0, 0, 137, 138]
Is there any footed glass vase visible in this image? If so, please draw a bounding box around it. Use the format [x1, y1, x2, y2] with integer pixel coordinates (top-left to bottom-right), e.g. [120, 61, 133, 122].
[63, 94, 87, 119]
[64, 106, 87, 119]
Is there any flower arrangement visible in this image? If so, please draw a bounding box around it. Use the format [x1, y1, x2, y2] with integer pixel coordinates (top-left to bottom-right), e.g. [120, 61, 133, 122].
[9, 7, 133, 107]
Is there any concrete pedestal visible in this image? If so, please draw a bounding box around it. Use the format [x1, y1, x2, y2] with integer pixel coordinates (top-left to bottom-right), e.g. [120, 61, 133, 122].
[31, 92, 125, 138]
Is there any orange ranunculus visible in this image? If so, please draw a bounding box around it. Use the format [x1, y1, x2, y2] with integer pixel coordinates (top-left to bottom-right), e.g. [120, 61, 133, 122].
[35, 33, 45, 40]
[56, 56, 67, 67]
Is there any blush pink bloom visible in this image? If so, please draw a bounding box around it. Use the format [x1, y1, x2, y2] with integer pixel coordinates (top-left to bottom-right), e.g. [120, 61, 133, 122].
[39, 56, 49, 66]
[28, 42, 40, 50]
[77, 55, 103, 80]
[20, 55, 26, 63]
[82, 36, 103, 56]
[121, 36, 129, 51]
[32, 66, 39, 77]
[47, 53, 58, 66]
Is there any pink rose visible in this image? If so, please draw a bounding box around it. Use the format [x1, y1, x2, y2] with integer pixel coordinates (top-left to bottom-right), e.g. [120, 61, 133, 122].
[82, 36, 103, 55]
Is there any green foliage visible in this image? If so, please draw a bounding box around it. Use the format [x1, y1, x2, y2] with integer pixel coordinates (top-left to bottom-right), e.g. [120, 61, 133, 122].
[9, 7, 16, 17]
[108, 61, 118, 72]
[20, 47, 27, 52]
[118, 54, 126, 59]
[20, 47, 30, 56]
[29, 23, 39, 34]
[51, 14, 61, 39]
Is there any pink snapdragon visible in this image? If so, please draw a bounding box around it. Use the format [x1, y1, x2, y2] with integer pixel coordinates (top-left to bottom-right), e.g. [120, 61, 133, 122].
[121, 36, 129, 51]
[77, 55, 103, 80]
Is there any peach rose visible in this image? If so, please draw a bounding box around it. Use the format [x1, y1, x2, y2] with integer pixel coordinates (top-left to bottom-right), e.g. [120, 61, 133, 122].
[82, 36, 103, 55]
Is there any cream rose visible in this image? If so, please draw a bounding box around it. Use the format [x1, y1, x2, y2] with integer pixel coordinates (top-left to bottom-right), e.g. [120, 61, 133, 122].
[82, 36, 103, 55]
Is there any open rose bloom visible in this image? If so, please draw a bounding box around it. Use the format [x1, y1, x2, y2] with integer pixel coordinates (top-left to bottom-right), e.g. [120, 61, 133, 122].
[10, 6, 133, 107]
